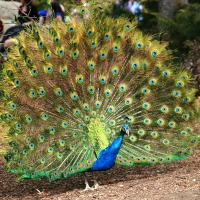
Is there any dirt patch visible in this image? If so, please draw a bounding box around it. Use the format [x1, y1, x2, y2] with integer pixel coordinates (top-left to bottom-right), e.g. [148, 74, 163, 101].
[0, 146, 200, 200]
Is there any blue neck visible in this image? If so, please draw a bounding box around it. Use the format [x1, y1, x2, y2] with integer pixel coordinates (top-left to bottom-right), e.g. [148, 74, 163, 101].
[90, 131, 124, 171]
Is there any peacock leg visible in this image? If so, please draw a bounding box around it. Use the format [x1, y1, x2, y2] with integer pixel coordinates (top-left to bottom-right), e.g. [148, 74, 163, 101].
[91, 172, 100, 189]
[83, 173, 94, 191]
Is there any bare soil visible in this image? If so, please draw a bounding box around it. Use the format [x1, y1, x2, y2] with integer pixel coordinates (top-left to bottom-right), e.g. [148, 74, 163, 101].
[0, 145, 200, 200]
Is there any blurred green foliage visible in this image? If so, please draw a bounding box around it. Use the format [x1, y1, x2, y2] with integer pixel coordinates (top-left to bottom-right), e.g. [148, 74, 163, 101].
[189, 0, 200, 3]
[158, 3, 200, 54]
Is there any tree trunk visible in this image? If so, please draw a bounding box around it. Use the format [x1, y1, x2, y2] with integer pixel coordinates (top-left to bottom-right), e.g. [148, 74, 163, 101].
[159, 0, 188, 18]
[180, 0, 188, 3]
[159, 0, 176, 18]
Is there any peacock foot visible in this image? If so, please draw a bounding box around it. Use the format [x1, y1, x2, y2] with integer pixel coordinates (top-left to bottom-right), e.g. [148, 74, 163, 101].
[83, 182, 95, 191]
[83, 175, 96, 191]
[92, 180, 100, 189]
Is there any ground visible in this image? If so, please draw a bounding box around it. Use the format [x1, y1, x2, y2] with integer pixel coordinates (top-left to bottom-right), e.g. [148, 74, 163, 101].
[0, 146, 200, 200]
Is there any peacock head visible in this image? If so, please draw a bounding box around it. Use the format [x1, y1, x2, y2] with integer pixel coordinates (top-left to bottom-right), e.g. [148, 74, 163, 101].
[121, 123, 130, 136]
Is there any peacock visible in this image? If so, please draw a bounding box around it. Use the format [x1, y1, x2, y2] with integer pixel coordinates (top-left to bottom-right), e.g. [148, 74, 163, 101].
[0, 2, 199, 191]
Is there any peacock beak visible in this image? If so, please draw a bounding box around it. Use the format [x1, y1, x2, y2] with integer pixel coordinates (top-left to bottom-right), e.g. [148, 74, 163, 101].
[126, 129, 130, 136]
[122, 123, 130, 136]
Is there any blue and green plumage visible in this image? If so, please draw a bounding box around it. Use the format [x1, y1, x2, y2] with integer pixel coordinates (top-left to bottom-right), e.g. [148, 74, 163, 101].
[0, 4, 199, 183]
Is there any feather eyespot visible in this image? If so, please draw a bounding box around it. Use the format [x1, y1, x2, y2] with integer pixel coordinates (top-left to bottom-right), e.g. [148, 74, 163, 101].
[183, 97, 189, 103]
[31, 68, 38, 76]
[91, 111, 96, 117]
[125, 98, 132, 105]
[166, 157, 171, 162]
[175, 107, 182, 114]
[39, 41, 44, 47]
[137, 43, 142, 49]
[101, 53, 106, 59]
[45, 52, 51, 59]
[69, 27, 74, 32]
[44, 65, 53, 73]
[29, 143, 34, 149]
[54, 88, 63, 96]
[149, 79, 156, 85]
[58, 49, 64, 56]
[181, 131, 186, 136]
[104, 34, 109, 40]
[132, 63, 138, 69]
[61, 121, 68, 128]
[95, 101, 101, 108]
[143, 118, 151, 125]
[88, 30, 93, 36]
[40, 158, 45, 164]
[113, 69, 118, 74]
[83, 103, 89, 111]
[157, 119, 165, 125]
[63, 171, 68, 177]
[61, 69, 67, 75]
[163, 139, 169, 145]
[137, 129, 145, 136]
[191, 138, 197, 143]
[173, 91, 181, 97]
[14, 123, 22, 129]
[89, 63, 94, 70]
[125, 24, 130, 30]
[38, 135, 45, 142]
[54, 37, 60, 43]
[13, 79, 20, 86]
[151, 51, 157, 57]
[56, 105, 65, 113]
[28, 89, 37, 98]
[108, 106, 114, 113]
[109, 120, 115, 126]
[176, 81, 184, 87]
[182, 114, 189, 120]
[117, 35, 122, 40]
[73, 109, 80, 116]
[48, 147, 54, 153]
[88, 86, 95, 94]
[151, 131, 158, 138]
[40, 112, 49, 120]
[113, 46, 119, 52]
[14, 62, 19, 68]
[130, 136, 137, 142]
[141, 88, 149, 94]
[8, 102, 17, 110]
[73, 52, 78, 59]
[57, 153, 63, 159]
[169, 121, 176, 128]
[99, 76, 106, 84]
[23, 149, 28, 154]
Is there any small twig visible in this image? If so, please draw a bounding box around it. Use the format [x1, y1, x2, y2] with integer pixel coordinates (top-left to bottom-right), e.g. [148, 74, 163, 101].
[36, 189, 43, 195]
